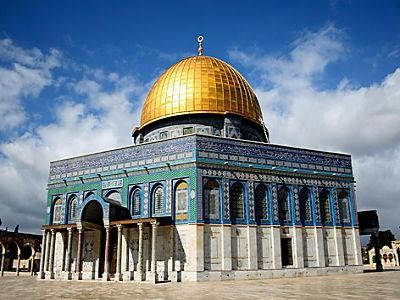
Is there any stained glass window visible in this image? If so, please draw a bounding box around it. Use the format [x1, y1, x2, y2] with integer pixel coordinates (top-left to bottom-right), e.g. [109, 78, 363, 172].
[153, 186, 164, 214]
[131, 189, 141, 216]
[338, 190, 350, 223]
[299, 188, 311, 223]
[255, 184, 268, 221]
[319, 190, 331, 223]
[231, 183, 245, 221]
[278, 187, 290, 222]
[53, 198, 63, 224]
[68, 196, 78, 222]
[204, 180, 220, 220]
[175, 181, 188, 213]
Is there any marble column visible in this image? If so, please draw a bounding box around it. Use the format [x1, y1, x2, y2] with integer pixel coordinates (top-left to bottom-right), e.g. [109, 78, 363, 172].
[48, 229, 56, 278]
[64, 228, 73, 279]
[135, 223, 144, 281]
[39, 229, 46, 278]
[16, 254, 21, 276]
[44, 231, 51, 271]
[169, 225, 177, 281]
[115, 225, 123, 281]
[30, 252, 36, 276]
[150, 221, 158, 283]
[76, 228, 83, 280]
[102, 226, 111, 281]
[0, 245, 5, 277]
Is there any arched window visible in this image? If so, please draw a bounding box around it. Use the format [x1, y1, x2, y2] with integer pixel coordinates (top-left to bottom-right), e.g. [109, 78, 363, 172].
[299, 188, 311, 224]
[106, 190, 121, 204]
[130, 188, 142, 216]
[204, 180, 220, 220]
[52, 198, 63, 224]
[68, 195, 78, 223]
[231, 183, 245, 222]
[255, 184, 268, 221]
[319, 189, 331, 224]
[278, 186, 290, 223]
[338, 190, 350, 224]
[153, 186, 164, 214]
[175, 181, 188, 213]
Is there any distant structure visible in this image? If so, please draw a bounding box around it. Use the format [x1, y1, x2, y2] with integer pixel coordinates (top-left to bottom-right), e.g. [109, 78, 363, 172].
[368, 240, 400, 269]
[0, 229, 42, 276]
[39, 37, 362, 283]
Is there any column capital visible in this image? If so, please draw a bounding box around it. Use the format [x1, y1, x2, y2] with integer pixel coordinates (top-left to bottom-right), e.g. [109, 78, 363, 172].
[151, 221, 159, 227]
[116, 224, 123, 231]
[105, 225, 111, 232]
[50, 228, 55, 234]
[137, 222, 143, 228]
[67, 227, 73, 233]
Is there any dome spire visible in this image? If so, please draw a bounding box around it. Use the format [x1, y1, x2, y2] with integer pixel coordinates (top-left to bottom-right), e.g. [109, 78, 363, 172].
[197, 35, 204, 56]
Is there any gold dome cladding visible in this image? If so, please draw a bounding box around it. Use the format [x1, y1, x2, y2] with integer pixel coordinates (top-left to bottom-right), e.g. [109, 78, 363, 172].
[140, 55, 263, 128]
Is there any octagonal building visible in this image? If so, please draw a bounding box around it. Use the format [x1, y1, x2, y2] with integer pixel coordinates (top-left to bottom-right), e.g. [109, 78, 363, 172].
[40, 40, 362, 282]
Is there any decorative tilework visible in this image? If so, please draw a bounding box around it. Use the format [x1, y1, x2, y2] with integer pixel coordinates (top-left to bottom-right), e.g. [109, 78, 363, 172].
[248, 181, 255, 220]
[143, 184, 149, 217]
[294, 186, 300, 223]
[223, 181, 230, 220]
[166, 180, 171, 214]
[196, 135, 352, 169]
[314, 188, 321, 223]
[272, 184, 278, 222]
[200, 168, 352, 189]
[333, 189, 340, 224]
[50, 136, 196, 178]
[196, 169, 203, 221]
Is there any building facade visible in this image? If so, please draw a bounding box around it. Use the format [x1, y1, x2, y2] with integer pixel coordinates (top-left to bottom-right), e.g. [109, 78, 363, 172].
[39, 43, 362, 282]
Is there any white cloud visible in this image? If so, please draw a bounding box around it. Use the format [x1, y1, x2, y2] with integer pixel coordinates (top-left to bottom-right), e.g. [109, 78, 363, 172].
[0, 39, 61, 131]
[230, 25, 400, 237]
[0, 39, 148, 233]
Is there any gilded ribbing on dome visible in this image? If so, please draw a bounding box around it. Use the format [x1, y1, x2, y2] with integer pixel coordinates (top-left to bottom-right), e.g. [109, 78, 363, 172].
[140, 56, 263, 128]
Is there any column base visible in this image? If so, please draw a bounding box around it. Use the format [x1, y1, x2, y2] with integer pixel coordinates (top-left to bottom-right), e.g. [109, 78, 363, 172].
[39, 271, 45, 279]
[72, 272, 82, 280]
[122, 271, 134, 281]
[44, 271, 55, 280]
[148, 271, 158, 284]
[114, 273, 123, 281]
[63, 272, 72, 280]
[169, 271, 181, 282]
[134, 271, 144, 281]
[102, 272, 110, 281]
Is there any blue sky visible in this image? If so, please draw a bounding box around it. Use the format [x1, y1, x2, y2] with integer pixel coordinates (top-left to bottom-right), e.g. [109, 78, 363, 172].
[0, 0, 399, 237]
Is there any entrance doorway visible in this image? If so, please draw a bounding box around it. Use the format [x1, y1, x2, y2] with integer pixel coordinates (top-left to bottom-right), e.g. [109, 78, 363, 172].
[281, 238, 293, 266]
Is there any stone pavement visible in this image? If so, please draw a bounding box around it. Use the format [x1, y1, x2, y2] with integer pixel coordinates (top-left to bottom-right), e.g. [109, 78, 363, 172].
[0, 271, 399, 299]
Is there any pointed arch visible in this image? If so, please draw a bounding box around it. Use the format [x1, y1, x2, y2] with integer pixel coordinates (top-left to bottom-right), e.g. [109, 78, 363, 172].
[278, 186, 290, 223]
[204, 179, 220, 221]
[130, 187, 142, 216]
[152, 184, 164, 215]
[299, 187, 312, 224]
[338, 190, 350, 224]
[319, 189, 331, 224]
[68, 195, 79, 223]
[231, 182, 245, 222]
[255, 183, 268, 222]
[175, 180, 188, 213]
[52, 197, 63, 224]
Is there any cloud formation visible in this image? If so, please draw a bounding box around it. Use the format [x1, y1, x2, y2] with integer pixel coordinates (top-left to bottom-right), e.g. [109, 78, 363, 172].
[230, 25, 400, 236]
[0, 39, 147, 233]
[0, 39, 61, 131]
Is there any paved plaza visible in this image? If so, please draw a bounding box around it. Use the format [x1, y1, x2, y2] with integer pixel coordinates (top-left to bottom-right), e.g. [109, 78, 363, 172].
[0, 271, 399, 299]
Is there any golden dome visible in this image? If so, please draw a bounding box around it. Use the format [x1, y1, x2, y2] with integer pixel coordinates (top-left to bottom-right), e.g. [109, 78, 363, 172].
[140, 55, 263, 128]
